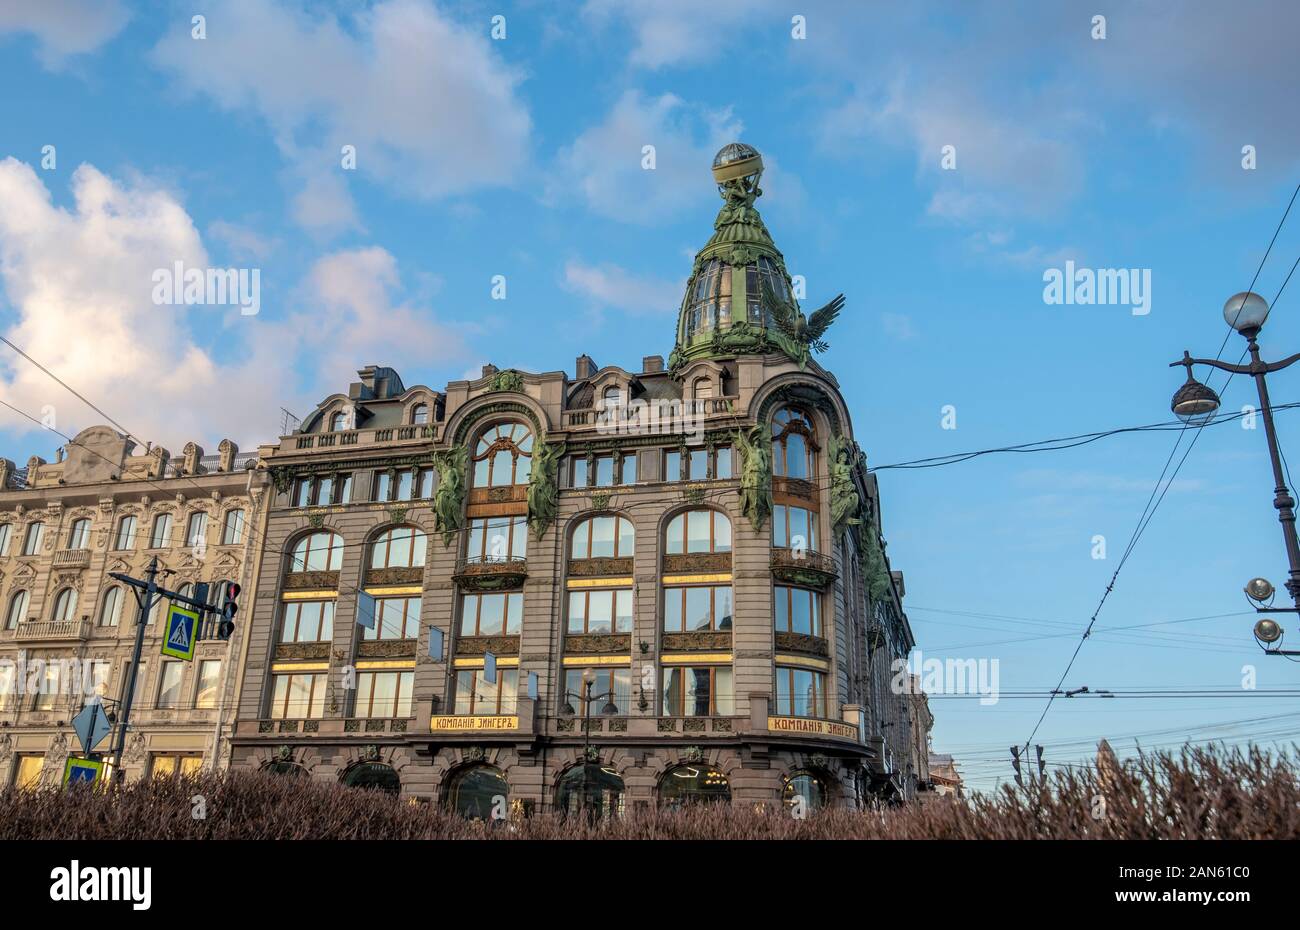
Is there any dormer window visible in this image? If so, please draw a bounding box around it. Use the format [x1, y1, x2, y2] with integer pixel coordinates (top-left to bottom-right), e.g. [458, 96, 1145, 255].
[329, 412, 348, 432]
[411, 403, 429, 425]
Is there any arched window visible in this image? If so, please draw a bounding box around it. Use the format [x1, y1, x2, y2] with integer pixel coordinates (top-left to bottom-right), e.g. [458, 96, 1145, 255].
[783, 771, 828, 812]
[67, 518, 91, 550]
[369, 526, 427, 569]
[99, 585, 125, 628]
[329, 411, 349, 432]
[51, 588, 78, 622]
[744, 256, 788, 324]
[291, 531, 344, 572]
[684, 258, 731, 338]
[772, 406, 816, 479]
[260, 760, 308, 777]
[342, 762, 401, 795]
[665, 509, 731, 554]
[602, 386, 623, 409]
[446, 764, 509, 820]
[21, 521, 45, 556]
[0, 523, 11, 556]
[570, 515, 634, 560]
[472, 422, 534, 487]
[658, 765, 731, 809]
[557, 764, 625, 818]
[410, 403, 429, 425]
[5, 590, 28, 629]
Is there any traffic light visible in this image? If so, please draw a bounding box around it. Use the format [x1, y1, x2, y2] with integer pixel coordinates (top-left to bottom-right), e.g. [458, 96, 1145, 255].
[217, 581, 240, 640]
[193, 582, 210, 608]
[1010, 746, 1023, 787]
[1035, 744, 1046, 777]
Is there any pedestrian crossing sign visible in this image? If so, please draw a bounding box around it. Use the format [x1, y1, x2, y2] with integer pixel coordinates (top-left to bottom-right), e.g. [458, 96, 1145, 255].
[162, 603, 199, 661]
[63, 756, 104, 787]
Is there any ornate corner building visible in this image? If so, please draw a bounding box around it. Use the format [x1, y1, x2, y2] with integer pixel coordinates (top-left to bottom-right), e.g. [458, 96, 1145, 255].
[0, 144, 929, 812]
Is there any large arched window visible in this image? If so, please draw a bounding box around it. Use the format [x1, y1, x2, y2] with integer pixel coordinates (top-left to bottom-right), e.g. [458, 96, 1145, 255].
[342, 762, 401, 795]
[67, 518, 91, 550]
[99, 585, 125, 628]
[446, 764, 509, 820]
[684, 258, 731, 338]
[658, 765, 731, 809]
[5, 590, 28, 629]
[369, 526, 427, 569]
[783, 771, 828, 812]
[557, 764, 626, 818]
[570, 514, 634, 560]
[772, 406, 816, 479]
[51, 587, 78, 622]
[472, 422, 533, 487]
[291, 531, 344, 572]
[665, 509, 731, 554]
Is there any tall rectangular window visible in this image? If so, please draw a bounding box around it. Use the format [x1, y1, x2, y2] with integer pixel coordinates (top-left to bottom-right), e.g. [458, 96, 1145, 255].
[774, 586, 822, 637]
[571, 456, 589, 489]
[567, 589, 633, 634]
[395, 471, 414, 501]
[355, 671, 414, 717]
[663, 450, 681, 482]
[466, 516, 527, 563]
[338, 473, 353, 503]
[221, 510, 245, 545]
[185, 512, 208, 548]
[715, 446, 732, 479]
[195, 660, 222, 708]
[22, 522, 44, 556]
[453, 669, 518, 715]
[418, 468, 435, 499]
[314, 476, 333, 506]
[149, 513, 172, 549]
[663, 585, 733, 632]
[373, 472, 391, 502]
[661, 666, 734, 716]
[775, 667, 827, 718]
[563, 668, 631, 715]
[14, 755, 44, 790]
[269, 672, 326, 718]
[620, 453, 637, 485]
[279, 600, 335, 643]
[114, 516, 138, 550]
[362, 596, 421, 640]
[157, 660, 185, 708]
[293, 479, 311, 507]
[593, 455, 615, 487]
[459, 592, 523, 636]
[687, 447, 708, 480]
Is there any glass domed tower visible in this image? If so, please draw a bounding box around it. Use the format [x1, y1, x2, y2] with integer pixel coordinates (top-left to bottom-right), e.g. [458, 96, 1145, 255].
[669, 143, 801, 373]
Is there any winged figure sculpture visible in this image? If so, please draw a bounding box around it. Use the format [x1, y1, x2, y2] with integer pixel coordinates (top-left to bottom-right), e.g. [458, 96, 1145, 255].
[760, 283, 845, 355]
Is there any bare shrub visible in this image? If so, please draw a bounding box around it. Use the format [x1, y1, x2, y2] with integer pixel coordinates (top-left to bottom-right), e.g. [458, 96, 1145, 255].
[1, 743, 1294, 840]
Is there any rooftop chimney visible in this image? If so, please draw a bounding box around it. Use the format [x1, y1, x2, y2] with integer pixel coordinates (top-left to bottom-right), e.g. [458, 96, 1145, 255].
[575, 355, 597, 380]
[642, 355, 664, 373]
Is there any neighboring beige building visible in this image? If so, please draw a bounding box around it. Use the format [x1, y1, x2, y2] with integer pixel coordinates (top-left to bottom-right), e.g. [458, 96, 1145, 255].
[228, 143, 925, 812]
[0, 429, 265, 786]
[927, 753, 964, 798]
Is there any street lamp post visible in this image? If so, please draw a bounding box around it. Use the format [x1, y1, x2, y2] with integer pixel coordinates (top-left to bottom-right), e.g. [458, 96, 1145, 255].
[1171, 291, 1300, 650]
[561, 667, 620, 815]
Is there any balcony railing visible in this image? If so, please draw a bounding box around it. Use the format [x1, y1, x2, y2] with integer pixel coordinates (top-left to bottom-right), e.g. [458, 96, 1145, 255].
[562, 397, 738, 429]
[18, 617, 91, 641]
[52, 548, 91, 569]
[770, 547, 838, 587]
[452, 556, 528, 591]
[290, 425, 432, 451]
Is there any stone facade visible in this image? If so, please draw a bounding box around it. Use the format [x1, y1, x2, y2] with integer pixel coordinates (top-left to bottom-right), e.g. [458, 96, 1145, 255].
[0, 429, 266, 786]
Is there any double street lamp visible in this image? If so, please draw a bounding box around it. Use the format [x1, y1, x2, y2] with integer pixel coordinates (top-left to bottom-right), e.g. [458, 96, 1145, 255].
[1171, 291, 1300, 653]
[561, 667, 619, 814]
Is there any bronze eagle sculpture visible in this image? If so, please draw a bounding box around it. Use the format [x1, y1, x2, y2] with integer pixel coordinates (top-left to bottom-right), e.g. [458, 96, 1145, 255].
[760, 283, 845, 355]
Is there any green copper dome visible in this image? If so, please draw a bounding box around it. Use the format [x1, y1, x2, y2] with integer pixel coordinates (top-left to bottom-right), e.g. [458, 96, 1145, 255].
[668, 143, 847, 373]
[669, 143, 799, 373]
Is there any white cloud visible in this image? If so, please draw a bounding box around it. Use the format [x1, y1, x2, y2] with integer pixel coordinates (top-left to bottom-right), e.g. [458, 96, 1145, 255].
[562, 260, 684, 317]
[550, 90, 742, 224]
[581, 0, 776, 69]
[0, 0, 129, 67]
[207, 220, 278, 263]
[881, 312, 917, 341]
[150, 0, 532, 228]
[0, 159, 464, 451]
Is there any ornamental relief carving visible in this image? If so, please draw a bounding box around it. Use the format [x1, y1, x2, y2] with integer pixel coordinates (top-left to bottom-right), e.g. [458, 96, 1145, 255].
[274, 643, 330, 661]
[662, 631, 732, 651]
[469, 485, 527, 506]
[356, 639, 417, 658]
[774, 631, 829, 657]
[283, 570, 340, 591]
[663, 552, 732, 574]
[564, 633, 631, 655]
[567, 557, 633, 578]
[455, 635, 520, 656]
[365, 567, 423, 587]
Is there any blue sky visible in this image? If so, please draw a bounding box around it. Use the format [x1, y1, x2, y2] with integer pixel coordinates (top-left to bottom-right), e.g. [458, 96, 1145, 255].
[1, 0, 1298, 791]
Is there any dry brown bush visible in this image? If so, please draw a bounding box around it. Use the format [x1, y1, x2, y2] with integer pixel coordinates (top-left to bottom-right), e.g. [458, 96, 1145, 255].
[2, 743, 1294, 840]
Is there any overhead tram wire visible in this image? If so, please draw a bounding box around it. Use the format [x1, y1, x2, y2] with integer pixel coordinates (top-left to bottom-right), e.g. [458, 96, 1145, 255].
[1017, 181, 1300, 759]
